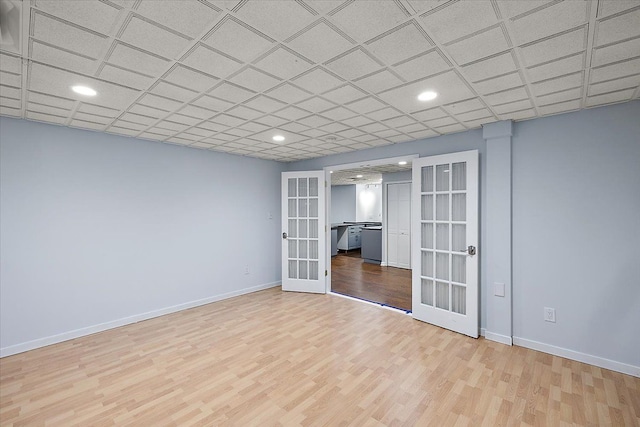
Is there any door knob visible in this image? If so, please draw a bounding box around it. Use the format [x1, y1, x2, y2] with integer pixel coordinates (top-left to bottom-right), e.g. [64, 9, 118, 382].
[282, 232, 288, 239]
[459, 245, 476, 255]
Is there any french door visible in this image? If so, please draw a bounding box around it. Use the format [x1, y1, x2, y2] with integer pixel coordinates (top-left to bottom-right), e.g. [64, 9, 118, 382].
[411, 150, 479, 337]
[281, 171, 326, 293]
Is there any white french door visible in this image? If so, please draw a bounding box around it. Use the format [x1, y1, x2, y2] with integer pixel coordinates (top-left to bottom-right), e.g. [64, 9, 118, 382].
[411, 150, 478, 337]
[281, 171, 326, 293]
[387, 182, 411, 269]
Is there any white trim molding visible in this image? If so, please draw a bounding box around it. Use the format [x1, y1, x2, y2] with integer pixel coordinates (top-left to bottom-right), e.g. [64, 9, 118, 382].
[0, 282, 281, 358]
[485, 330, 513, 346]
[513, 337, 640, 378]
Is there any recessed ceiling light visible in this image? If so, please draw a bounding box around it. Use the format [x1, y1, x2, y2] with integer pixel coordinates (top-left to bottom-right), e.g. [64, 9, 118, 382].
[398, 161, 407, 165]
[330, 171, 333, 174]
[272, 135, 285, 142]
[356, 174, 363, 178]
[72, 85, 97, 96]
[417, 91, 437, 101]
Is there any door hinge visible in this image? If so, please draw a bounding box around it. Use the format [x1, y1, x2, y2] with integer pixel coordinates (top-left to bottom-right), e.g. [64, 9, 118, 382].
[325, 225, 327, 232]
[325, 270, 328, 276]
[325, 181, 327, 187]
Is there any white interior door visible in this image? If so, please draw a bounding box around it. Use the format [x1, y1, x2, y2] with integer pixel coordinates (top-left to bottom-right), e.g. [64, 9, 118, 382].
[282, 171, 326, 293]
[387, 182, 411, 269]
[411, 150, 478, 337]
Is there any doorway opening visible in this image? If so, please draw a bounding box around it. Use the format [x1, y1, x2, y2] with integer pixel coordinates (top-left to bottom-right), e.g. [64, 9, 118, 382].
[325, 156, 417, 312]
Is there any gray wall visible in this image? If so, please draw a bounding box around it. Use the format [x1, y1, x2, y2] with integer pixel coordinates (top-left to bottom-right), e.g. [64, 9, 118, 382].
[382, 170, 411, 183]
[0, 117, 285, 354]
[330, 184, 356, 223]
[512, 101, 640, 367]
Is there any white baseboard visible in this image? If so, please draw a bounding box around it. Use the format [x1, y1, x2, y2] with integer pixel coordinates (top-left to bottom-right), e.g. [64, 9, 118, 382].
[480, 328, 486, 337]
[513, 336, 640, 378]
[484, 330, 513, 346]
[0, 282, 281, 358]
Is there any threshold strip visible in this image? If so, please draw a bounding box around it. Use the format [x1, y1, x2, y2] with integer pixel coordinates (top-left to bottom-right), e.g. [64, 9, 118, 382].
[329, 291, 412, 315]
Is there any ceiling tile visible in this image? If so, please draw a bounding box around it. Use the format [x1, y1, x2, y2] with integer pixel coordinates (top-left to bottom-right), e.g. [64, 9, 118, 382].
[382, 115, 417, 128]
[265, 83, 312, 104]
[527, 53, 585, 83]
[287, 21, 354, 63]
[280, 122, 310, 133]
[253, 46, 313, 80]
[510, 1, 588, 46]
[353, 69, 404, 94]
[0, 71, 20, 88]
[474, 72, 523, 95]
[295, 96, 336, 113]
[228, 67, 281, 92]
[538, 99, 581, 115]
[462, 52, 517, 82]
[33, 12, 108, 58]
[344, 96, 387, 114]
[31, 41, 96, 75]
[136, 0, 220, 38]
[208, 82, 256, 103]
[519, 27, 586, 67]
[27, 110, 67, 124]
[498, 108, 536, 121]
[366, 22, 433, 65]
[342, 115, 374, 127]
[181, 44, 243, 78]
[536, 87, 583, 106]
[167, 113, 201, 126]
[485, 86, 529, 105]
[456, 108, 493, 122]
[0, 53, 21, 74]
[254, 115, 289, 127]
[296, 114, 333, 128]
[320, 122, 350, 133]
[70, 119, 106, 131]
[211, 113, 246, 127]
[321, 106, 358, 121]
[420, 1, 498, 44]
[99, 64, 154, 90]
[237, 121, 270, 133]
[303, 0, 345, 15]
[0, 98, 21, 109]
[592, 38, 640, 67]
[163, 65, 219, 92]
[243, 95, 287, 113]
[595, 8, 640, 47]
[224, 127, 253, 137]
[197, 120, 229, 132]
[492, 99, 533, 114]
[77, 102, 120, 117]
[108, 42, 171, 77]
[151, 81, 197, 102]
[360, 122, 389, 133]
[35, 0, 121, 34]
[367, 107, 403, 121]
[497, 1, 553, 19]
[235, 0, 315, 41]
[445, 26, 509, 66]
[378, 71, 475, 113]
[392, 50, 450, 82]
[397, 122, 427, 133]
[111, 119, 147, 131]
[120, 16, 191, 59]
[138, 93, 183, 111]
[591, 58, 640, 83]
[204, 17, 275, 62]
[185, 127, 214, 138]
[27, 102, 70, 117]
[191, 94, 234, 112]
[330, 0, 408, 42]
[321, 84, 368, 104]
[178, 104, 216, 119]
[411, 107, 448, 121]
[586, 88, 635, 107]
[30, 63, 139, 110]
[325, 48, 383, 80]
[273, 105, 312, 120]
[129, 104, 167, 117]
[157, 119, 192, 132]
[425, 115, 457, 128]
[597, 0, 639, 18]
[292, 67, 344, 94]
[589, 75, 640, 96]
[120, 112, 157, 125]
[225, 105, 264, 120]
[0, 85, 20, 99]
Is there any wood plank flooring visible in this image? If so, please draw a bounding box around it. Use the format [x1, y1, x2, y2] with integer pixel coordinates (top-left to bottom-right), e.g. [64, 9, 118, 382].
[1, 288, 639, 426]
[331, 250, 412, 311]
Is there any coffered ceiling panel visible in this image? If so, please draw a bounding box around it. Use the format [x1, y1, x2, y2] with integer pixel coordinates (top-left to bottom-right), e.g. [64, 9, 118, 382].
[1, 0, 638, 162]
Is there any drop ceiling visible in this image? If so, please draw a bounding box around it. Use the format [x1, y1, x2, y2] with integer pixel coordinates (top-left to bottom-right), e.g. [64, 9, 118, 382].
[331, 161, 412, 185]
[0, 0, 638, 162]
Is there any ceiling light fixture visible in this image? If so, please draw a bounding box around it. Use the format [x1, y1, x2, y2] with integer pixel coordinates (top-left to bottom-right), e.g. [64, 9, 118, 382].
[398, 161, 407, 165]
[272, 135, 285, 142]
[417, 91, 437, 101]
[356, 174, 363, 178]
[72, 85, 97, 96]
[330, 171, 333, 174]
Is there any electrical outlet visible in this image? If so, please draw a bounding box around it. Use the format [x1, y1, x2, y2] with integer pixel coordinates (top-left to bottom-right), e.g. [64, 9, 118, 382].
[544, 307, 556, 323]
[244, 265, 250, 275]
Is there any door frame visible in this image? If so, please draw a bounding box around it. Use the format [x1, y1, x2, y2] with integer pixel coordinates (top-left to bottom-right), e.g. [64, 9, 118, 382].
[382, 180, 411, 268]
[323, 154, 419, 293]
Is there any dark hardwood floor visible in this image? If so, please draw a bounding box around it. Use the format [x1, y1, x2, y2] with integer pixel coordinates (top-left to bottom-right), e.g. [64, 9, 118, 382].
[331, 250, 412, 311]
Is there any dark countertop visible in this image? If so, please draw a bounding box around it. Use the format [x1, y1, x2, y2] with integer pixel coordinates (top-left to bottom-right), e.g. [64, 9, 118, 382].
[362, 226, 382, 231]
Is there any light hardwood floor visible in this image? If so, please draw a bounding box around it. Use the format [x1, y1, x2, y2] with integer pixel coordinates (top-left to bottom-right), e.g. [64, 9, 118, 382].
[1, 288, 638, 426]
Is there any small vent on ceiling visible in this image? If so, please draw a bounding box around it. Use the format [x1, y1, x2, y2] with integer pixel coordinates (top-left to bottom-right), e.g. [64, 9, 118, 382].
[0, 0, 21, 54]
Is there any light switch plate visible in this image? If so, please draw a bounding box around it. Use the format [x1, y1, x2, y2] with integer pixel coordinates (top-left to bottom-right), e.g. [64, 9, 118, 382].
[494, 282, 505, 297]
